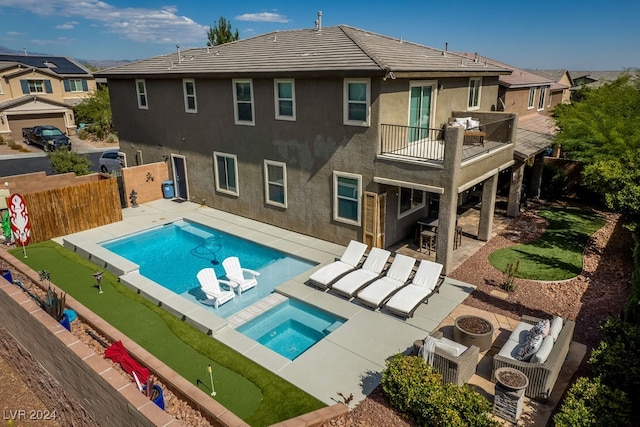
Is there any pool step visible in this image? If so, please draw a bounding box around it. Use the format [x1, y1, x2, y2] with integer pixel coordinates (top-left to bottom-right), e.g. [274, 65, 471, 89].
[323, 321, 343, 335]
[227, 293, 288, 328]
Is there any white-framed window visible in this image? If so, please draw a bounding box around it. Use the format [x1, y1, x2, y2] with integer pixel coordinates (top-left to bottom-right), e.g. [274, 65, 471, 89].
[183, 79, 197, 113]
[233, 79, 254, 125]
[136, 79, 148, 109]
[264, 160, 287, 208]
[213, 152, 239, 196]
[343, 79, 370, 126]
[467, 77, 481, 110]
[538, 87, 547, 111]
[28, 80, 45, 93]
[333, 171, 362, 225]
[398, 188, 425, 219]
[65, 79, 86, 92]
[527, 88, 535, 110]
[274, 79, 295, 120]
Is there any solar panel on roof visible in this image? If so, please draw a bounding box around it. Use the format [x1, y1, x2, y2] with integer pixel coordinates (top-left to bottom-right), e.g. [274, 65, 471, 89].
[0, 54, 88, 75]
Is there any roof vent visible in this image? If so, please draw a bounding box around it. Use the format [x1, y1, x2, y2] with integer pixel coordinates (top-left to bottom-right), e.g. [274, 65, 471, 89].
[315, 11, 322, 31]
[176, 44, 181, 62]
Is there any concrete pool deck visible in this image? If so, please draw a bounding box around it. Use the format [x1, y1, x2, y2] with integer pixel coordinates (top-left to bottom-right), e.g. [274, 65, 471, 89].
[57, 199, 476, 406]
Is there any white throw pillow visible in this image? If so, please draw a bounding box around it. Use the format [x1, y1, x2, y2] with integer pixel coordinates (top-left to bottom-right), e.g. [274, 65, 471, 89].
[530, 335, 554, 364]
[466, 119, 480, 130]
[549, 316, 563, 341]
[453, 117, 471, 127]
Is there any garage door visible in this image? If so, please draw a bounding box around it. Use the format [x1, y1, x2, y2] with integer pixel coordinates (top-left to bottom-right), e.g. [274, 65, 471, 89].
[7, 113, 67, 142]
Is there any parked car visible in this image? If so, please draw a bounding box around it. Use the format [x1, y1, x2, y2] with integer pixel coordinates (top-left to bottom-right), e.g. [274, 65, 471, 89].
[22, 125, 71, 151]
[98, 150, 125, 173]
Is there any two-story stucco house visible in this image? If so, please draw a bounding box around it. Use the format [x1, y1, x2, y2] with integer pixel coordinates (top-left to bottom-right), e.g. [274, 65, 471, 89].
[0, 54, 97, 141]
[98, 24, 519, 274]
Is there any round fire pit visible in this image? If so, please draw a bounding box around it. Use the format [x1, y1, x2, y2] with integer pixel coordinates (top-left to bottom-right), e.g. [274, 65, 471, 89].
[495, 367, 529, 392]
[453, 315, 494, 351]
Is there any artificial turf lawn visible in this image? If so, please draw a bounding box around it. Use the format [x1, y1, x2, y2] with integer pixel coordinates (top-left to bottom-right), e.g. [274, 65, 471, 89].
[10, 241, 325, 426]
[488, 206, 606, 281]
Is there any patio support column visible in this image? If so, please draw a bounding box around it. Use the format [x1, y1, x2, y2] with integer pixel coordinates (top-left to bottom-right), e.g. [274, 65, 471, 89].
[507, 160, 525, 217]
[478, 173, 498, 241]
[436, 126, 464, 274]
[530, 153, 545, 199]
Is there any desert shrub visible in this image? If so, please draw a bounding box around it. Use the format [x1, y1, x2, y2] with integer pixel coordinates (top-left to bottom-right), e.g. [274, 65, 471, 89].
[381, 355, 498, 427]
[78, 128, 90, 140]
[0, 135, 4, 144]
[553, 376, 630, 427]
[105, 132, 119, 144]
[588, 317, 640, 405]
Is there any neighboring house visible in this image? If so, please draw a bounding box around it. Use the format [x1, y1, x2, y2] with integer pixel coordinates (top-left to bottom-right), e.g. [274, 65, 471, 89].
[0, 54, 97, 141]
[569, 69, 636, 100]
[525, 69, 573, 107]
[98, 24, 519, 274]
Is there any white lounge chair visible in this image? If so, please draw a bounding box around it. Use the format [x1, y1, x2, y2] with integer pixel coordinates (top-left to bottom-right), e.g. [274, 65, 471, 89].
[222, 256, 259, 294]
[197, 268, 235, 309]
[355, 253, 416, 309]
[383, 259, 444, 318]
[308, 240, 368, 289]
[331, 247, 391, 298]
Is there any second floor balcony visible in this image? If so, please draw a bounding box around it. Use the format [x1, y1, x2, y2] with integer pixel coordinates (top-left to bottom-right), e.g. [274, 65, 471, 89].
[380, 113, 516, 164]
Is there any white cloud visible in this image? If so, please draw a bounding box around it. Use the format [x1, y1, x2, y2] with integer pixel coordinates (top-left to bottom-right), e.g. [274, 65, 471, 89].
[235, 12, 288, 23]
[0, 0, 208, 44]
[56, 22, 77, 30]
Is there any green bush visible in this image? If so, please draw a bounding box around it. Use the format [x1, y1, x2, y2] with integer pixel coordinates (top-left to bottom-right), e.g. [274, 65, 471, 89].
[588, 317, 640, 404]
[47, 150, 92, 176]
[381, 355, 498, 427]
[553, 376, 631, 427]
[541, 163, 568, 201]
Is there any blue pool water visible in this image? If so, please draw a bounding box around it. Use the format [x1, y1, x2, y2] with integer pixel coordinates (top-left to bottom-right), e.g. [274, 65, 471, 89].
[237, 299, 345, 360]
[101, 220, 316, 318]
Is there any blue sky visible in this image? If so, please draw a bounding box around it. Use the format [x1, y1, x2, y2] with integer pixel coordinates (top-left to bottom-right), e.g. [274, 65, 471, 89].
[0, 0, 637, 71]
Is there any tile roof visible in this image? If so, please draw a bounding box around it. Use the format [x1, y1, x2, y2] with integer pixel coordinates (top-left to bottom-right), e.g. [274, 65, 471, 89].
[514, 113, 557, 160]
[455, 52, 554, 88]
[0, 54, 91, 76]
[97, 25, 511, 78]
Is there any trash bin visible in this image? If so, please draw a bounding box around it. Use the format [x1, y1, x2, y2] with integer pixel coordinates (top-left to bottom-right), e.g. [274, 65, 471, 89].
[162, 180, 175, 199]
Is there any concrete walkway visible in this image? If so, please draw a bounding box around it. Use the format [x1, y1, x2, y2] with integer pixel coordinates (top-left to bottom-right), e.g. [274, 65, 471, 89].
[58, 198, 476, 406]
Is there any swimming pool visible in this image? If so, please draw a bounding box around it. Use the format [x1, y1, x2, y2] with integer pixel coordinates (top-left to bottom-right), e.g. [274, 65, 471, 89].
[101, 220, 317, 318]
[237, 299, 345, 360]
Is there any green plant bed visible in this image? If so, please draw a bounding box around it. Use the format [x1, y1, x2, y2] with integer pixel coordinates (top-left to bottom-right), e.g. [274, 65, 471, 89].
[10, 241, 324, 426]
[489, 207, 606, 281]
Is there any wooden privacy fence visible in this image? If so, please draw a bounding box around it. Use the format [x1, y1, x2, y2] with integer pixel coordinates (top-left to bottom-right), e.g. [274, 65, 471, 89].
[23, 178, 122, 243]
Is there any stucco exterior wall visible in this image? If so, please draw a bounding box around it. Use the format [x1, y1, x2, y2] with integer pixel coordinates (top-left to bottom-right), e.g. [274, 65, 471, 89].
[110, 74, 512, 249]
[111, 76, 386, 244]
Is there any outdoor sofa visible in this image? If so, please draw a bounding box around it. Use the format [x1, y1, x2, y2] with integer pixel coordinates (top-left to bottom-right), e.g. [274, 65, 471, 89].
[492, 315, 575, 401]
[413, 331, 480, 386]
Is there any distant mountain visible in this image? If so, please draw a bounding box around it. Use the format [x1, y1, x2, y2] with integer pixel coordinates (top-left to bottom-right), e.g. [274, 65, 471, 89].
[0, 45, 49, 56]
[77, 59, 133, 71]
[0, 44, 133, 71]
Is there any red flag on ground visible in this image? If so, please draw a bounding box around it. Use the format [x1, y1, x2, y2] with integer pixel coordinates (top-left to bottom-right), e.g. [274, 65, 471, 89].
[105, 340, 150, 384]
